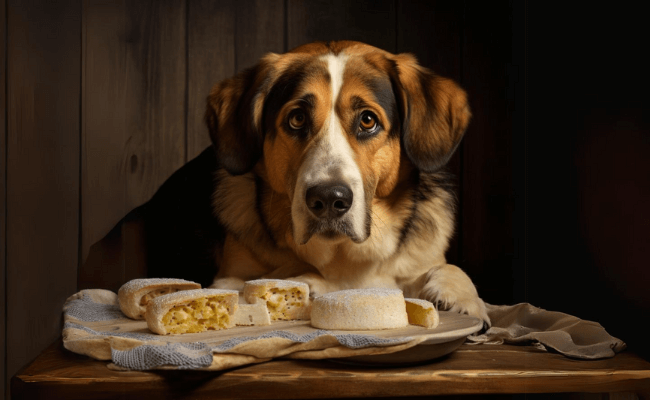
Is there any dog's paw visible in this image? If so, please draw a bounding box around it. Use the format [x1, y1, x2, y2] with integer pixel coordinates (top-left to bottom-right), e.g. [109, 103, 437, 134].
[419, 264, 491, 328]
[209, 277, 246, 291]
[286, 273, 329, 299]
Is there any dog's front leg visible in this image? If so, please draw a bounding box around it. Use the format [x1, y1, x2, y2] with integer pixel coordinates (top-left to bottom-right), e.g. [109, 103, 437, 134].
[208, 235, 270, 291]
[419, 264, 491, 327]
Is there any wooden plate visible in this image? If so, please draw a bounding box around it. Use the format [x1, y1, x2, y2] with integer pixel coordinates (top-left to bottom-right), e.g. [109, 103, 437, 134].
[65, 289, 483, 369]
[330, 311, 484, 366]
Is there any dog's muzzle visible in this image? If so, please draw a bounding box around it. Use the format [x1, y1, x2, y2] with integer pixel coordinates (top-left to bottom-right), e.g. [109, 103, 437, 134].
[297, 181, 363, 244]
[305, 183, 353, 219]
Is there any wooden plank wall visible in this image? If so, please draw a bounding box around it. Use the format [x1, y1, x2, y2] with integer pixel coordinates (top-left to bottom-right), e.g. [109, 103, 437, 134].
[1, 0, 6, 397]
[5, 0, 81, 394]
[187, 0, 284, 158]
[81, 0, 187, 289]
[2, 0, 521, 395]
[187, 0, 235, 159]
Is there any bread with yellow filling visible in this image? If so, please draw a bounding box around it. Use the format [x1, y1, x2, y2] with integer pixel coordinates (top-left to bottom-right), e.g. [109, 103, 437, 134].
[243, 279, 310, 320]
[118, 278, 201, 319]
[146, 289, 238, 335]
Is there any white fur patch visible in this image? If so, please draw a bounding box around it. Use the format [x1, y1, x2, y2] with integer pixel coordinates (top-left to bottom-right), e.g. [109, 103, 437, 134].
[327, 53, 346, 103]
[292, 53, 367, 245]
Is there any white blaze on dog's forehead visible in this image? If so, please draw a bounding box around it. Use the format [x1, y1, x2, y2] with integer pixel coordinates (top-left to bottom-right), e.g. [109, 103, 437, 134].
[291, 52, 367, 245]
[324, 53, 367, 240]
[323, 53, 348, 105]
[318, 53, 356, 177]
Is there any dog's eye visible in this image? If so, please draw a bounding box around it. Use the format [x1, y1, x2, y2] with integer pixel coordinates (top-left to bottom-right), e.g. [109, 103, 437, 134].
[359, 111, 378, 132]
[289, 110, 307, 130]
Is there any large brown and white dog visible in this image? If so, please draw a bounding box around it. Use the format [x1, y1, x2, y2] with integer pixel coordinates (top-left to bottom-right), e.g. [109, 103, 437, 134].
[204, 40, 490, 325]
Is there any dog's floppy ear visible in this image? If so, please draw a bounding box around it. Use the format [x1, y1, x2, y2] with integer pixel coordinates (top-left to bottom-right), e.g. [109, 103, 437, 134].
[205, 54, 279, 175]
[389, 54, 471, 173]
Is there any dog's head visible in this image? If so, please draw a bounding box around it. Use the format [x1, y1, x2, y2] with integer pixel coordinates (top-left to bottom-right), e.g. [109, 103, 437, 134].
[206, 41, 470, 246]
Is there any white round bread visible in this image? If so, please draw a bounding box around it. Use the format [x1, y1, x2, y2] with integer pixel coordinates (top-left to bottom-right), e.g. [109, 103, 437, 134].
[146, 288, 239, 335]
[311, 288, 409, 330]
[117, 278, 201, 319]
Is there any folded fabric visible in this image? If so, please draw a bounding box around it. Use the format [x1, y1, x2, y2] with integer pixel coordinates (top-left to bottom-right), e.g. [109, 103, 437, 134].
[467, 303, 626, 359]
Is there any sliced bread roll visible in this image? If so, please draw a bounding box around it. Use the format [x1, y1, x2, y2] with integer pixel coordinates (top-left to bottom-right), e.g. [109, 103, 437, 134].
[146, 289, 238, 335]
[243, 279, 310, 320]
[117, 278, 201, 319]
[311, 288, 409, 330]
[405, 298, 440, 329]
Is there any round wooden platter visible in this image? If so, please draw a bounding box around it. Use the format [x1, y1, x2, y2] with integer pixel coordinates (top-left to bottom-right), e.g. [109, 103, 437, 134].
[328, 311, 484, 366]
[72, 310, 483, 366]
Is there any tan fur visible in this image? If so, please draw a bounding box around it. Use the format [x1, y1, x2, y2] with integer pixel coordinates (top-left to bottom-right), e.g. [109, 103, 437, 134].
[336, 63, 402, 198]
[263, 63, 332, 198]
[206, 41, 490, 326]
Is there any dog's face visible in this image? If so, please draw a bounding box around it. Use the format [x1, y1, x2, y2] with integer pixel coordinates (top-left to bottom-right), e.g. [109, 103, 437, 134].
[206, 41, 470, 246]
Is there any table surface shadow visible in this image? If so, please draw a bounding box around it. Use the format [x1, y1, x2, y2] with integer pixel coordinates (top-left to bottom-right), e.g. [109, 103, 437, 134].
[11, 339, 650, 400]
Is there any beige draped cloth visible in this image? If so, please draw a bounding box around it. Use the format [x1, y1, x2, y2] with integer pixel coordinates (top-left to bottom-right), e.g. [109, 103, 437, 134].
[467, 303, 626, 359]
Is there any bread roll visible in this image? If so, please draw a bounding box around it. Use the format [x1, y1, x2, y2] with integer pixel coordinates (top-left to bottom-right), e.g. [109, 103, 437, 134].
[146, 289, 238, 335]
[117, 278, 201, 319]
[243, 279, 310, 320]
[405, 298, 439, 329]
[311, 288, 409, 330]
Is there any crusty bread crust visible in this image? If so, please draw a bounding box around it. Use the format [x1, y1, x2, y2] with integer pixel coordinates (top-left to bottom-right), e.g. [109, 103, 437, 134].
[311, 288, 409, 330]
[146, 288, 238, 335]
[117, 278, 201, 319]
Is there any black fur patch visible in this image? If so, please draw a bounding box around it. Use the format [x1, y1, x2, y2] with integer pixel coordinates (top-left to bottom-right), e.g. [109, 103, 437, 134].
[209, 64, 265, 176]
[255, 174, 281, 249]
[263, 61, 309, 141]
[368, 76, 399, 139]
[263, 61, 329, 141]
[397, 170, 457, 249]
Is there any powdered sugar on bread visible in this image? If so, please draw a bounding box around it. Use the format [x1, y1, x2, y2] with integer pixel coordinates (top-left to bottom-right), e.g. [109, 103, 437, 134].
[311, 288, 409, 330]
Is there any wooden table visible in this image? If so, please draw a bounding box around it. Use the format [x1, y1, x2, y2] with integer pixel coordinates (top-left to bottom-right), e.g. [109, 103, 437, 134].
[11, 339, 650, 399]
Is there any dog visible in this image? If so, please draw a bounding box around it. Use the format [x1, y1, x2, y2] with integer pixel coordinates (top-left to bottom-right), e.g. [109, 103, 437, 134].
[203, 41, 490, 325]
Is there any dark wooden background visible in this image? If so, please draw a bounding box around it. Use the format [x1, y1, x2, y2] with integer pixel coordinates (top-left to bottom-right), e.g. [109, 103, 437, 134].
[2, 0, 650, 399]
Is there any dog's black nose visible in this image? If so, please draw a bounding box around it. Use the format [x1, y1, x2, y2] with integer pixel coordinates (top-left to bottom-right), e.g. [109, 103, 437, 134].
[306, 184, 353, 219]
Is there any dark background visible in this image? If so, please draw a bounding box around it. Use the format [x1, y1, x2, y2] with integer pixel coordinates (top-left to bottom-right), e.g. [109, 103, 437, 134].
[528, 1, 650, 346]
[526, 0, 650, 366]
[2, 0, 650, 398]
